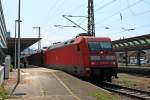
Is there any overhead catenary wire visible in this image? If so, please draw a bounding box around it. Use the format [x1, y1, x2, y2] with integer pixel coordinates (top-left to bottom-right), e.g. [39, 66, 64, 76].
[142, 0, 150, 5]
[134, 24, 150, 30]
[62, 15, 88, 32]
[64, 2, 88, 28]
[49, 0, 65, 15]
[119, 0, 124, 30]
[47, 0, 59, 14]
[95, 0, 117, 12]
[67, 1, 87, 14]
[96, 9, 150, 27]
[51, 0, 90, 34]
[43, 0, 149, 39]
[46, 0, 87, 28]
[121, 0, 136, 33]
[61, 1, 88, 31]
[44, 0, 65, 25]
[95, 0, 149, 30]
[135, 10, 150, 15]
[95, 0, 144, 25]
[127, 0, 136, 15]
[109, 23, 150, 35]
[78, 19, 87, 26]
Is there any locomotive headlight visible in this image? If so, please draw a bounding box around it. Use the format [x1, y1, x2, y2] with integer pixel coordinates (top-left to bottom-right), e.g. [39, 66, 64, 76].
[112, 61, 116, 65]
[91, 62, 96, 65]
[85, 68, 91, 71]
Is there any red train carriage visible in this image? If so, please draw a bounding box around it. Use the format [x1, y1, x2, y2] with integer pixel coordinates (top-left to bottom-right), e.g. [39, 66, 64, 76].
[27, 52, 44, 66]
[44, 36, 117, 81]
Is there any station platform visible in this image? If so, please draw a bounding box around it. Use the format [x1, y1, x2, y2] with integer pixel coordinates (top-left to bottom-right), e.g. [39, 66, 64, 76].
[118, 65, 150, 75]
[5, 67, 114, 100]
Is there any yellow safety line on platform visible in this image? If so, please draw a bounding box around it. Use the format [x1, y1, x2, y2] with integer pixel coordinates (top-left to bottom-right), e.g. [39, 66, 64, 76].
[52, 73, 81, 100]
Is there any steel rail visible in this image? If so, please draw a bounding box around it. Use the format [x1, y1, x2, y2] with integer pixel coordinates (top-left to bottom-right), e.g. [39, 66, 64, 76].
[100, 82, 150, 100]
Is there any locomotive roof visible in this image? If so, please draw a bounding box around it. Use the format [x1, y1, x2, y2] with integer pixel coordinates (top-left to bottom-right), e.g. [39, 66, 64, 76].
[48, 36, 111, 50]
[76, 36, 111, 42]
[48, 38, 75, 50]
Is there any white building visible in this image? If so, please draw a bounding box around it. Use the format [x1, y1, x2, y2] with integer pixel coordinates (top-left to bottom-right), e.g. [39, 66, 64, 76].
[0, 0, 7, 64]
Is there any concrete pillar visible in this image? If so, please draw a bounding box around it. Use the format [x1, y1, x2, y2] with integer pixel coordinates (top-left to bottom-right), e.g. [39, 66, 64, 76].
[4, 55, 11, 79]
[125, 51, 128, 67]
[137, 50, 141, 66]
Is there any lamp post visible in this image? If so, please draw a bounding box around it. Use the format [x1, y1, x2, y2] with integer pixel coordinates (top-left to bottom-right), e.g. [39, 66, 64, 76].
[17, 0, 21, 83]
[10, 0, 21, 95]
[14, 20, 18, 70]
[33, 26, 41, 50]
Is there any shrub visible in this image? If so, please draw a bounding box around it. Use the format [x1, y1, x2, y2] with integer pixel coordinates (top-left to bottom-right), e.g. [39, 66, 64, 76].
[10, 65, 13, 72]
[0, 85, 9, 100]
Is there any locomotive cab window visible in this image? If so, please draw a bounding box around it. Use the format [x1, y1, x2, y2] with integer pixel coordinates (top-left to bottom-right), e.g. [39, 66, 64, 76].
[100, 42, 112, 49]
[88, 41, 112, 51]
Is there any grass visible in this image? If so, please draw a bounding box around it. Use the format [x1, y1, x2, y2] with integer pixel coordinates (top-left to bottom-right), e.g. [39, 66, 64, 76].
[113, 78, 137, 87]
[0, 84, 9, 100]
[89, 91, 119, 100]
[0, 84, 21, 100]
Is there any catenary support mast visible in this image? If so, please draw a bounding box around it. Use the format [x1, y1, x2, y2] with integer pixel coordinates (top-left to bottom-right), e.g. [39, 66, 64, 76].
[88, 0, 95, 36]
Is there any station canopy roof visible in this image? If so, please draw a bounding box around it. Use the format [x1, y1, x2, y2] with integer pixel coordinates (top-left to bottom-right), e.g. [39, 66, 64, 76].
[112, 34, 150, 52]
[6, 38, 41, 55]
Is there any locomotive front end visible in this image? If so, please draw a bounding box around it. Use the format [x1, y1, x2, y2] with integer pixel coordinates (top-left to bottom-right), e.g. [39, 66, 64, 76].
[86, 37, 118, 81]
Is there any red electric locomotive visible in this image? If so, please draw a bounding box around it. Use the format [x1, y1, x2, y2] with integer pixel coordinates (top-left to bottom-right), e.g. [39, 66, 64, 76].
[44, 35, 117, 81]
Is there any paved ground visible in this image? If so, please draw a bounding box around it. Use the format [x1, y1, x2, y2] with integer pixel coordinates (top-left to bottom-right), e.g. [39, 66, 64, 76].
[5, 67, 112, 100]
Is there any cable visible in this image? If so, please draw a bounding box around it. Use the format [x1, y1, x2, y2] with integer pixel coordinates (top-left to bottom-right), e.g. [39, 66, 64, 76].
[96, 9, 150, 27]
[135, 10, 150, 15]
[126, 0, 135, 15]
[62, 15, 88, 32]
[134, 24, 150, 30]
[95, 0, 117, 12]
[48, 0, 66, 19]
[61, 1, 87, 28]
[108, 24, 150, 35]
[96, 0, 144, 24]
[43, 0, 65, 24]
[49, 0, 88, 33]
[78, 19, 87, 26]
[47, 0, 59, 14]
[70, 2, 87, 14]
[142, 0, 150, 5]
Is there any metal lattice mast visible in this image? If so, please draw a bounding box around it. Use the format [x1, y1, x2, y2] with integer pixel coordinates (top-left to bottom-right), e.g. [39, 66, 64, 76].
[88, 0, 95, 36]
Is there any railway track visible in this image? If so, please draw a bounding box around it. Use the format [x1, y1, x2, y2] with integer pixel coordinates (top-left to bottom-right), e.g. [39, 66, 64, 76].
[100, 82, 150, 100]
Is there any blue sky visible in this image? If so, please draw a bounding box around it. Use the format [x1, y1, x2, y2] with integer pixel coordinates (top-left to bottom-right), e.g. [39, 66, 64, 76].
[2, 0, 150, 49]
